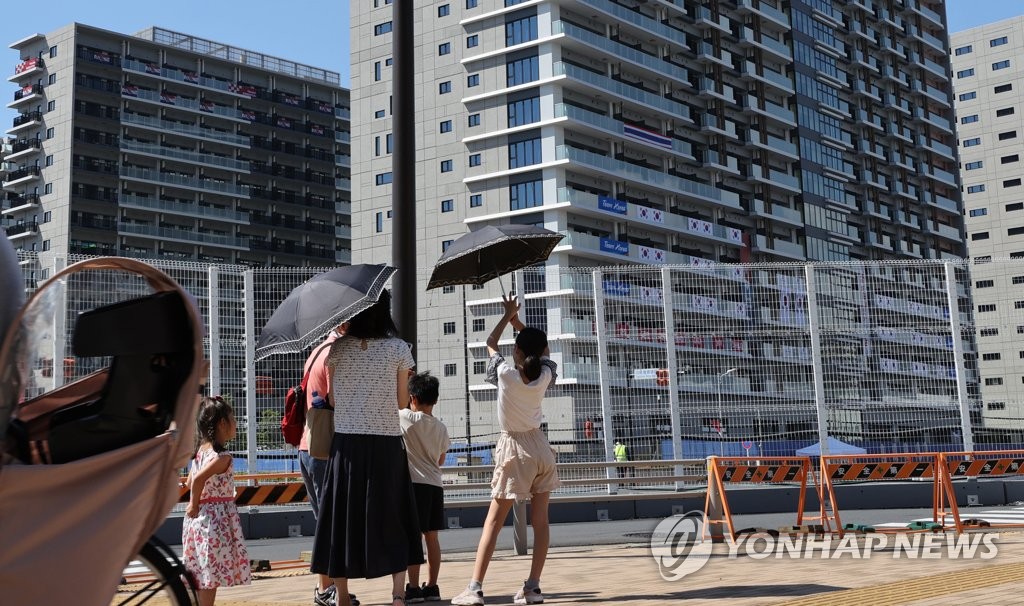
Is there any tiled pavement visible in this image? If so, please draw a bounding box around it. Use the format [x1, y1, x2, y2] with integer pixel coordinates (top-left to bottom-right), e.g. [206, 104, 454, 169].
[204, 532, 1024, 606]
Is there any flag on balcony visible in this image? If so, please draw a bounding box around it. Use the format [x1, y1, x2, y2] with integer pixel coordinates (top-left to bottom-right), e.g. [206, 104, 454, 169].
[315, 100, 333, 114]
[637, 206, 664, 224]
[93, 51, 112, 64]
[145, 63, 160, 75]
[622, 123, 672, 150]
[159, 91, 177, 105]
[241, 110, 256, 121]
[200, 100, 214, 112]
[310, 123, 325, 136]
[121, 85, 139, 97]
[276, 116, 292, 128]
[710, 419, 723, 437]
[19, 84, 34, 96]
[229, 83, 257, 97]
[15, 57, 39, 74]
[282, 94, 301, 107]
[183, 71, 199, 83]
[727, 227, 743, 243]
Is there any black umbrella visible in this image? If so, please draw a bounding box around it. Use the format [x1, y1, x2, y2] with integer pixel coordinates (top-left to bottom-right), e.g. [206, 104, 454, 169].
[255, 264, 396, 359]
[426, 224, 564, 290]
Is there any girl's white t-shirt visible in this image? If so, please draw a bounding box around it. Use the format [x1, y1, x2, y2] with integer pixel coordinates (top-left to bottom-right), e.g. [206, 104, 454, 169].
[327, 336, 415, 436]
[485, 352, 557, 432]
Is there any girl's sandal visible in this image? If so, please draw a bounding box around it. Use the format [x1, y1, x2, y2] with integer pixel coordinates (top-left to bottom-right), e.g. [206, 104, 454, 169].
[392, 596, 406, 606]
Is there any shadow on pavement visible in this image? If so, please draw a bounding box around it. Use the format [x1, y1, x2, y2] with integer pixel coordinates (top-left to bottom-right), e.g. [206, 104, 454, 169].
[613, 583, 845, 601]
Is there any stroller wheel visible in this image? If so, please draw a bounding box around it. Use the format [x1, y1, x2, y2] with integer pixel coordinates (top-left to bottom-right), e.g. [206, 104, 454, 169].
[116, 536, 197, 605]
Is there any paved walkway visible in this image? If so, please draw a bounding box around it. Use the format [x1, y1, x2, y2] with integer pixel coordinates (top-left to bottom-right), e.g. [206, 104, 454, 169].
[192, 530, 1024, 606]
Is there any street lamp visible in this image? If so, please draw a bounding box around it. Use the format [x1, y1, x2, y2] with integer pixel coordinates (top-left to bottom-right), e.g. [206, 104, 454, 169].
[716, 368, 737, 456]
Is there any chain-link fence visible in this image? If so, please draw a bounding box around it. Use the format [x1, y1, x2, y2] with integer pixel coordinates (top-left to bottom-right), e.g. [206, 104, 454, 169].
[12, 253, 1023, 494]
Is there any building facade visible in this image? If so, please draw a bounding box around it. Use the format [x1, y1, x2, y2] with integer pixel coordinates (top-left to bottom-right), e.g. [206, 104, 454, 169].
[951, 16, 1024, 430]
[352, 0, 975, 454]
[3, 24, 352, 271]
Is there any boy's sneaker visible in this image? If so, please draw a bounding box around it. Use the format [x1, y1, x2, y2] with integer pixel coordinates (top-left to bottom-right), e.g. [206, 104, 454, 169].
[513, 584, 544, 605]
[450, 587, 485, 605]
[405, 583, 425, 604]
[421, 583, 441, 602]
[313, 585, 335, 606]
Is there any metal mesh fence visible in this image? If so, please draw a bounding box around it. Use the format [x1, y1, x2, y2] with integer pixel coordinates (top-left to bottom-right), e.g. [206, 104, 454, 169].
[11, 253, 1023, 495]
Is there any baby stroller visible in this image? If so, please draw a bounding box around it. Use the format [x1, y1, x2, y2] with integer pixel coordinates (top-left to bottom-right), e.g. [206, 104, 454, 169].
[0, 249, 206, 605]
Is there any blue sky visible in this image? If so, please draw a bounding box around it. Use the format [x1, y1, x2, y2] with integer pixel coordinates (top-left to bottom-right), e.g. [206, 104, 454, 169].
[0, 0, 1020, 127]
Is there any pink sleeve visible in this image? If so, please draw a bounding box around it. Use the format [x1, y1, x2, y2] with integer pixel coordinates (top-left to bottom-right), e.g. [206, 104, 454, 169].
[305, 356, 331, 409]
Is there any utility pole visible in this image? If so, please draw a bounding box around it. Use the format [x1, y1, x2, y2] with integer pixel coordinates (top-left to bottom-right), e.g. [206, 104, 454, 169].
[392, 0, 416, 355]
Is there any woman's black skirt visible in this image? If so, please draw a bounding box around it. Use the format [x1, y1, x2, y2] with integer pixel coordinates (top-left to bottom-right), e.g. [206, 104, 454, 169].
[310, 433, 425, 579]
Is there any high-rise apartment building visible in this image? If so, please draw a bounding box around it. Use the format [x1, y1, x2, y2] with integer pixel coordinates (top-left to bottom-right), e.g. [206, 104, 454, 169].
[352, 1, 972, 450]
[951, 16, 1024, 430]
[3, 24, 352, 270]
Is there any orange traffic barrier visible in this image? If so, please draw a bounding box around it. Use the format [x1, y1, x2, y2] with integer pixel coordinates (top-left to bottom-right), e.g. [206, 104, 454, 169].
[703, 456, 825, 542]
[938, 449, 1024, 533]
[820, 452, 941, 536]
[177, 472, 307, 506]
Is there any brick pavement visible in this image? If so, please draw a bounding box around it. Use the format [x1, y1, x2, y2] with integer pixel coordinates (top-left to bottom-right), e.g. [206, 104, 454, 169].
[203, 532, 1024, 606]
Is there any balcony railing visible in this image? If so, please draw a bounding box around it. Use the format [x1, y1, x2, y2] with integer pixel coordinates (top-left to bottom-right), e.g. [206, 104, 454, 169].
[5, 221, 39, 237]
[122, 86, 248, 121]
[552, 21, 690, 85]
[119, 194, 250, 223]
[10, 83, 43, 104]
[121, 140, 250, 172]
[554, 62, 692, 121]
[122, 112, 250, 146]
[2, 166, 41, 185]
[120, 166, 251, 197]
[118, 222, 250, 249]
[556, 103, 693, 157]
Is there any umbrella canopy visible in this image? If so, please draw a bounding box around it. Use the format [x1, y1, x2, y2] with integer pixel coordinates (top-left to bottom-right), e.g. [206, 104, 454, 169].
[255, 264, 395, 359]
[796, 436, 866, 456]
[426, 224, 564, 290]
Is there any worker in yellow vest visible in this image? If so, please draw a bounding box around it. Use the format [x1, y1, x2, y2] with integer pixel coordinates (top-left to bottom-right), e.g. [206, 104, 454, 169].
[614, 440, 629, 479]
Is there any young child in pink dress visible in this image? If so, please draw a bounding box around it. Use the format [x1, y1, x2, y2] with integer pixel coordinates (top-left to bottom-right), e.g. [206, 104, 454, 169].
[182, 396, 251, 606]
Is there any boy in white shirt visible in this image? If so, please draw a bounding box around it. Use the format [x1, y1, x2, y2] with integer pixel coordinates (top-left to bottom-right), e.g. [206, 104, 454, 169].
[400, 372, 450, 603]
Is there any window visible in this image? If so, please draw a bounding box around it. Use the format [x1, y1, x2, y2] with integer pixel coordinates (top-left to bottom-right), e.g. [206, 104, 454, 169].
[441, 199, 454, 212]
[972, 232, 990, 240]
[385, 57, 393, 66]
[959, 91, 976, 101]
[997, 107, 1015, 117]
[508, 137, 541, 168]
[473, 361, 487, 374]
[965, 161, 983, 170]
[980, 327, 998, 336]
[968, 185, 986, 193]
[374, 109, 386, 119]
[982, 353, 1001, 361]
[443, 363, 457, 377]
[374, 61, 382, 81]
[438, 42, 451, 56]
[963, 137, 981, 147]
[509, 177, 542, 210]
[986, 377, 1004, 386]
[467, 35, 479, 48]
[47, 73, 56, 85]
[993, 60, 1011, 71]
[467, 74, 480, 87]
[44, 183, 52, 195]
[48, 45, 57, 58]
[957, 68, 975, 78]
[374, 21, 393, 35]
[969, 208, 987, 217]
[440, 120, 452, 133]
[954, 45, 972, 55]
[443, 322, 456, 335]
[995, 83, 1013, 94]
[469, 153, 481, 166]
[988, 402, 1006, 411]
[979, 304, 996, 312]
[1014, 276, 1024, 284]
[468, 113, 480, 127]
[375, 172, 393, 185]
[442, 286, 455, 294]
[440, 159, 453, 172]
[46, 127, 54, 139]
[466, 0, 477, 7]
[999, 131, 1017, 140]
[1011, 227, 1024, 236]
[961, 114, 979, 124]
[386, 133, 393, 154]
[44, 155, 53, 167]
[976, 280, 995, 288]
[470, 194, 482, 207]
[1010, 202, 1024, 211]
[1005, 178, 1022, 188]
[438, 4, 449, 16]
[472, 319, 486, 331]
[375, 212, 383, 233]
[1003, 155, 1020, 164]
[439, 81, 451, 94]
[506, 13, 539, 46]
[43, 211, 51, 222]
[506, 54, 539, 86]
[47, 100, 55, 112]
[507, 96, 540, 127]
[991, 36, 1008, 47]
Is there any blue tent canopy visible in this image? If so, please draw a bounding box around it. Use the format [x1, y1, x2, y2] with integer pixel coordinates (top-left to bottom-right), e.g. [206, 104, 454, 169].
[796, 436, 866, 456]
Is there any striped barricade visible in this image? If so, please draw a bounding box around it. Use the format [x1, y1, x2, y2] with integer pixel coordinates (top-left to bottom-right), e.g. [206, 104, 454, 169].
[178, 472, 308, 506]
[938, 450, 1024, 533]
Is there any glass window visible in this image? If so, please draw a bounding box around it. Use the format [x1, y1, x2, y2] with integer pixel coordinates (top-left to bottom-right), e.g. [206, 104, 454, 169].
[468, 113, 480, 127]
[442, 241, 453, 253]
[472, 319, 486, 331]
[509, 178, 542, 210]
[506, 13, 538, 46]
[47, 73, 56, 85]
[508, 137, 541, 168]
[968, 185, 986, 193]
[443, 363, 457, 377]
[44, 183, 52, 195]
[963, 137, 981, 147]
[954, 45, 972, 55]
[1009, 227, 1024, 236]
[995, 83, 1013, 93]
[47, 100, 55, 111]
[470, 194, 482, 207]
[976, 280, 995, 288]
[473, 360, 486, 373]
[375, 212, 383, 232]
[443, 321, 456, 334]
[375, 172, 393, 185]
[1007, 203, 1024, 211]
[957, 68, 975, 78]
[466, 0, 477, 8]
[440, 120, 452, 133]
[959, 91, 976, 101]
[969, 208, 987, 217]
[441, 199, 454, 212]
[1003, 155, 1020, 164]
[467, 74, 480, 87]
[961, 114, 979, 124]
[439, 81, 452, 94]
[997, 107, 1015, 117]
[469, 154, 481, 167]
[438, 4, 449, 16]
[467, 35, 478, 48]
[374, 109, 385, 118]
[993, 60, 1011, 70]
[507, 96, 540, 127]
[374, 22, 393, 35]
[965, 161, 983, 170]
[991, 36, 1008, 47]
[438, 42, 451, 56]
[49, 45, 57, 58]
[999, 130, 1017, 140]
[46, 127, 54, 139]
[972, 232, 990, 240]
[506, 54, 539, 87]
[374, 61, 382, 81]
[440, 159, 453, 172]
[1005, 178, 1022, 188]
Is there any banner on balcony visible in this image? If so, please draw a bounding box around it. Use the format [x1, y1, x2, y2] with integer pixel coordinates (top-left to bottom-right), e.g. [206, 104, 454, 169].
[637, 205, 664, 223]
[159, 92, 177, 105]
[638, 245, 666, 264]
[241, 110, 256, 121]
[15, 58, 39, 74]
[121, 85, 139, 97]
[599, 238, 629, 255]
[200, 100, 214, 112]
[310, 123, 325, 136]
[229, 83, 257, 97]
[602, 279, 630, 297]
[314, 100, 333, 114]
[145, 63, 161, 75]
[727, 227, 743, 243]
[183, 71, 199, 83]
[282, 94, 302, 107]
[687, 217, 712, 235]
[276, 117, 292, 128]
[597, 195, 627, 215]
[639, 286, 662, 303]
[92, 52, 112, 64]
[623, 123, 672, 150]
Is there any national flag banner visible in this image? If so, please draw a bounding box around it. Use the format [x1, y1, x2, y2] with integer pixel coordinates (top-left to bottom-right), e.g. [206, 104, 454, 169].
[276, 116, 292, 128]
[622, 123, 673, 149]
[121, 85, 139, 97]
[283, 94, 301, 106]
[728, 227, 743, 242]
[310, 123, 325, 136]
[710, 419, 723, 436]
[15, 58, 39, 74]
[145, 63, 161, 75]
[731, 339, 744, 352]
[638, 327, 652, 342]
[316, 101, 333, 114]
[691, 335, 704, 349]
[713, 336, 725, 350]
[675, 334, 688, 347]
[93, 52, 111, 64]
[183, 71, 199, 83]
[20, 84, 34, 95]
[229, 83, 257, 97]
[638, 245, 666, 264]
[200, 100, 214, 112]
[159, 91, 177, 105]
[637, 205, 664, 224]
[615, 322, 631, 339]
[240, 110, 256, 121]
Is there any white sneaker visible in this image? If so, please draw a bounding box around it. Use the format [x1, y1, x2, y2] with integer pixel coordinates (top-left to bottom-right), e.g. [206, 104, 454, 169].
[514, 585, 544, 605]
[450, 587, 485, 606]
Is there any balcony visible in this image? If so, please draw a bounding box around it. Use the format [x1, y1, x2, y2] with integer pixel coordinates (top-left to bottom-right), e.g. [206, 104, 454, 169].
[335, 200, 352, 215]
[122, 58, 259, 99]
[890, 151, 916, 171]
[738, 27, 791, 59]
[918, 82, 950, 107]
[120, 166, 251, 198]
[8, 83, 42, 108]
[335, 225, 352, 239]
[335, 131, 351, 144]
[696, 6, 732, 32]
[851, 49, 880, 72]
[735, 0, 790, 28]
[913, 107, 952, 133]
[921, 29, 945, 52]
[896, 212, 921, 230]
[697, 42, 734, 69]
[555, 103, 694, 158]
[918, 135, 954, 159]
[699, 76, 736, 103]
[119, 194, 250, 224]
[748, 164, 800, 192]
[2, 166, 41, 189]
[753, 235, 803, 260]
[867, 232, 894, 250]
[699, 113, 738, 139]
[751, 199, 802, 227]
[118, 222, 250, 250]
[923, 192, 958, 213]
[743, 64, 793, 93]
[120, 140, 251, 172]
[335, 249, 352, 264]
[924, 165, 957, 187]
[121, 86, 249, 121]
[865, 172, 889, 190]
[122, 112, 250, 147]
[554, 62, 693, 122]
[8, 57, 43, 82]
[552, 21, 691, 86]
[556, 145, 741, 209]
[7, 110, 43, 135]
[866, 202, 891, 220]
[576, 0, 687, 49]
[748, 130, 798, 158]
[4, 221, 38, 239]
[859, 139, 886, 159]
[334, 106, 350, 120]
[704, 149, 741, 174]
[926, 221, 962, 242]
[2, 193, 40, 214]
[743, 95, 796, 126]
[4, 137, 41, 162]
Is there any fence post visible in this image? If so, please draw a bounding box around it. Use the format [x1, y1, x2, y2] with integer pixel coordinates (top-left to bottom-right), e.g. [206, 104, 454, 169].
[944, 261, 974, 452]
[512, 501, 528, 555]
[51, 256, 67, 389]
[660, 267, 684, 489]
[207, 266, 221, 396]
[804, 264, 829, 456]
[592, 269, 618, 494]
[243, 269, 258, 476]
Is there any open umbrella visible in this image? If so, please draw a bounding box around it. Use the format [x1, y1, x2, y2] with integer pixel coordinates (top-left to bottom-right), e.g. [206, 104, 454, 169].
[426, 225, 564, 290]
[255, 263, 395, 360]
